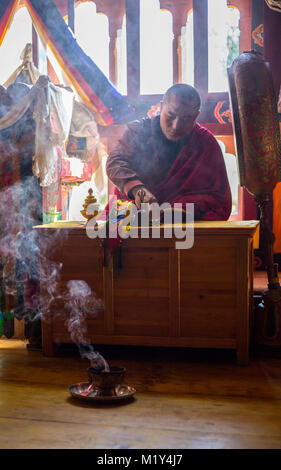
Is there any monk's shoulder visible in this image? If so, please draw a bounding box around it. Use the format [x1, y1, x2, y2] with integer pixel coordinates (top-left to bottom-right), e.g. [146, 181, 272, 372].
[126, 117, 153, 136]
[120, 117, 153, 148]
[192, 123, 220, 148]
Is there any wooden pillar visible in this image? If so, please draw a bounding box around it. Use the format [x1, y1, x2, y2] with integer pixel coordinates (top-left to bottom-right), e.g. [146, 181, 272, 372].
[32, 24, 38, 68]
[126, 0, 140, 98]
[263, 0, 281, 99]
[251, 0, 264, 54]
[108, 20, 122, 86]
[193, 0, 208, 95]
[109, 23, 118, 85]
[263, 1, 281, 252]
[172, 20, 184, 84]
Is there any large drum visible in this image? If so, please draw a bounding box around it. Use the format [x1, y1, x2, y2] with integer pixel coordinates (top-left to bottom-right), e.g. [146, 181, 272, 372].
[228, 50, 281, 196]
[228, 51, 281, 346]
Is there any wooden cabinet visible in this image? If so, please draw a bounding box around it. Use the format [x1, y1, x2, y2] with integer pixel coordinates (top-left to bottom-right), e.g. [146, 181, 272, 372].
[35, 220, 259, 364]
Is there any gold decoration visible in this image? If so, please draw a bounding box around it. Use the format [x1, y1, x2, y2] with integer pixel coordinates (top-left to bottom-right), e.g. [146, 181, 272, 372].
[265, 0, 281, 13]
[252, 24, 264, 48]
[80, 188, 98, 221]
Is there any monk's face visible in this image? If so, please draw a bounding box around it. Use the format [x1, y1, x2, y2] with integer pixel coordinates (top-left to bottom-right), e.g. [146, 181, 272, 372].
[160, 94, 200, 141]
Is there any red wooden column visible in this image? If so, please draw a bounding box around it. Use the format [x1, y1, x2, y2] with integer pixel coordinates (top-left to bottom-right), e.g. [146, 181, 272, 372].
[126, 0, 140, 99]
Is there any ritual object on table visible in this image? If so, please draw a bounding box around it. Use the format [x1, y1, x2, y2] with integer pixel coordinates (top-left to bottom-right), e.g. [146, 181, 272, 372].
[228, 50, 281, 345]
[80, 188, 98, 221]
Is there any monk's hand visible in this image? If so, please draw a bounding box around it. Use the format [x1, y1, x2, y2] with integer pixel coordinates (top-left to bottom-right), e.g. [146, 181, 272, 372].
[132, 187, 157, 209]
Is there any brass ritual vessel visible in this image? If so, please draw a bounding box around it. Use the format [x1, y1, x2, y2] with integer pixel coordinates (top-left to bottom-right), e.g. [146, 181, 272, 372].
[80, 188, 99, 221]
[87, 366, 126, 396]
[68, 366, 136, 403]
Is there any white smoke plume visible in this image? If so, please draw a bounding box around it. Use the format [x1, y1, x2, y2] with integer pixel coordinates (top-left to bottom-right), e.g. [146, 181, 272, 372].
[64, 280, 108, 370]
[0, 176, 109, 370]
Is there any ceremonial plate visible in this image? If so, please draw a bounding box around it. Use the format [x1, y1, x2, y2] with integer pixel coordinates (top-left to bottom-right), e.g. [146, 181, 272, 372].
[68, 382, 136, 403]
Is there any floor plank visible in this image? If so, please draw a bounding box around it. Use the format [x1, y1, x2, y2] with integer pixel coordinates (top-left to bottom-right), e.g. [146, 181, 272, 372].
[1, 339, 281, 449]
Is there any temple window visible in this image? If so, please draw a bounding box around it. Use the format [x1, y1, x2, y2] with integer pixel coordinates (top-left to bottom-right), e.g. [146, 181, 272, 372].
[208, 0, 240, 92]
[140, 0, 173, 95]
[74, 1, 110, 78]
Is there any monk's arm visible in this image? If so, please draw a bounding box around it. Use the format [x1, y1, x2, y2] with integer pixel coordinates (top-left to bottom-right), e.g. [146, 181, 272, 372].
[106, 126, 145, 198]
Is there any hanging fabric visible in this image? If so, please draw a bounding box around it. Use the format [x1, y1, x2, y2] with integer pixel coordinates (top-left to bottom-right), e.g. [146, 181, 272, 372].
[24, 0, 135, 126]
[0, 0, 136, 125]
[0, 76, 74, 186]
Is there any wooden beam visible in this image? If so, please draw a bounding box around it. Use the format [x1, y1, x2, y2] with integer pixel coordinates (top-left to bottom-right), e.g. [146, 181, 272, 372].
[251, 0, 264, 53]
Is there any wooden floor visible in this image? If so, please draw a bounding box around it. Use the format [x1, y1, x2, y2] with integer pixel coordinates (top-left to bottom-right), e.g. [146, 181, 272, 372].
[1, 339, 281, 449]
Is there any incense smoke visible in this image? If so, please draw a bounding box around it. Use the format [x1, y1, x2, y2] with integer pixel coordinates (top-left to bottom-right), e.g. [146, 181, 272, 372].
[64, 280, 109, 371]
[0, 175, 108, 370]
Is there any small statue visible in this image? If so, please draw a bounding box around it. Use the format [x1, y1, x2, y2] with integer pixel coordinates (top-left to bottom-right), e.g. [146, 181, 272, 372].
[80, 188, 98, 221]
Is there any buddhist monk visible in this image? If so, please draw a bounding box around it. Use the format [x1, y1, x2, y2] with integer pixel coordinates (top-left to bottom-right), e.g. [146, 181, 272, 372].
[106, 84, 231, 221]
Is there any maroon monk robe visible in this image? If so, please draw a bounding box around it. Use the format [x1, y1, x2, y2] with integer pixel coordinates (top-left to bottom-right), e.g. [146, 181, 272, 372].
[106, 117, 232, 221]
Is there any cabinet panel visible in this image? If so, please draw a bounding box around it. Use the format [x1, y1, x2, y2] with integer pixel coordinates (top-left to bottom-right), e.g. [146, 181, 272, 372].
[36, 221, 259, 363]
[113, 246, 170, 336]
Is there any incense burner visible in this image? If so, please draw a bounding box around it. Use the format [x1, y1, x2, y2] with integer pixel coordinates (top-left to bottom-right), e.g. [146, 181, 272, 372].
[68, 366, 136, 403]
[87, 366, 126, 396]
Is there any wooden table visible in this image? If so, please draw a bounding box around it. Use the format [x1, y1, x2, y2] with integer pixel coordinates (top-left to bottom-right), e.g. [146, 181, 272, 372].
[34, 220, 259, 364]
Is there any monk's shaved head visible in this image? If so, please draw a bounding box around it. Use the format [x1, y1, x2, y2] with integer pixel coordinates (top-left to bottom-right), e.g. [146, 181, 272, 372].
[163, 84, 201, 111]
[160, 84, 201, 141]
